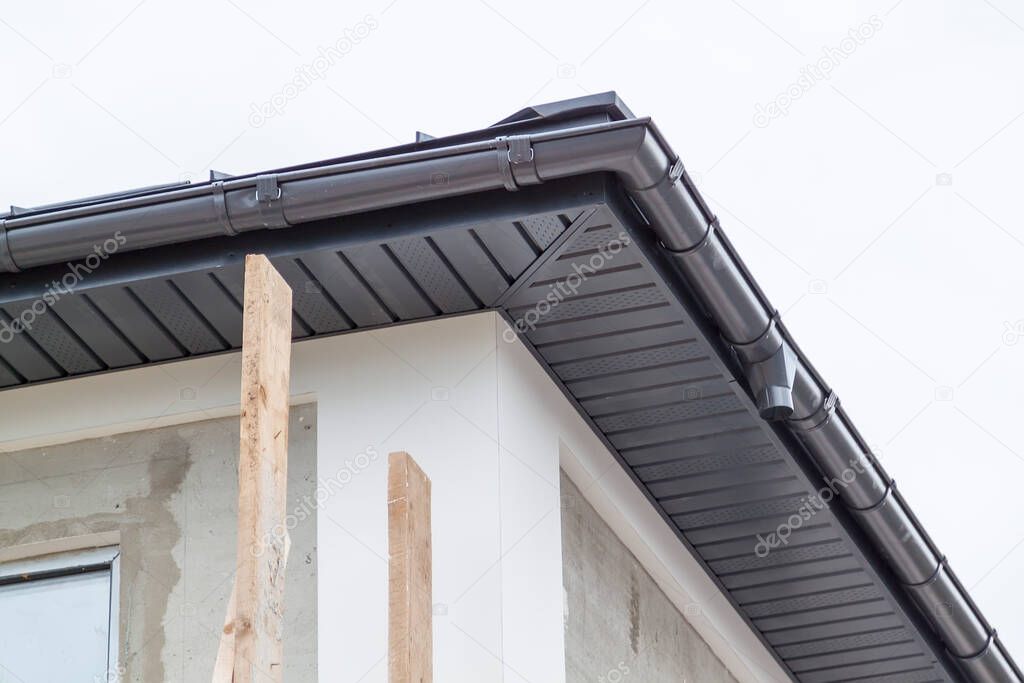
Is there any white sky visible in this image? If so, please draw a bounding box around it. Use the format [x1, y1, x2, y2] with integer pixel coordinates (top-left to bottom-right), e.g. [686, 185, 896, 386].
[2, 0, 1023, 666]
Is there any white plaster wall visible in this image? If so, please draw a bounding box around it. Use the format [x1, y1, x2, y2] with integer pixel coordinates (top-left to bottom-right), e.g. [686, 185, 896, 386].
[0, 311, 786, 683]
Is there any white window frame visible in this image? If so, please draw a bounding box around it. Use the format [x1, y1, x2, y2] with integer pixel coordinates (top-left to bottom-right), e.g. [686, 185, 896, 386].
[0, 545, 121, 682]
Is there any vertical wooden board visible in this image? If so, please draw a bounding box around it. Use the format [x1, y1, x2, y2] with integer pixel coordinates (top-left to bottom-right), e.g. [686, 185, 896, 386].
[211, 581, 238, 683]
[388, 451, 433, 683]
[233, 254, 293, 683]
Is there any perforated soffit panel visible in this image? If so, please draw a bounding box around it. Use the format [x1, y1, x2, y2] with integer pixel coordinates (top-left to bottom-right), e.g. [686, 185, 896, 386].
[0, 94, 1014, 683]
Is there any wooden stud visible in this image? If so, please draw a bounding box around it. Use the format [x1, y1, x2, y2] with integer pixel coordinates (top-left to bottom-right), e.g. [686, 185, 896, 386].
[388, 451, 433, 683]
[211, 581, 237, 682]
[231, 254, 294, 683]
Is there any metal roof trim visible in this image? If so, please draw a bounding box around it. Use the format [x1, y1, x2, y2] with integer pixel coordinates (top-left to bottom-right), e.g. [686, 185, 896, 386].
[2, 93, 1017, 682]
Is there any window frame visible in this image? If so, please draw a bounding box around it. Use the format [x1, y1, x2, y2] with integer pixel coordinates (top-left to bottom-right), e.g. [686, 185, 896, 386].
[0, 545, 121, 681]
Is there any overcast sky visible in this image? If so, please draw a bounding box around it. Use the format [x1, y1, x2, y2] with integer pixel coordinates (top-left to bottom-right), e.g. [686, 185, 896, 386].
[2, 0, 1023, 663]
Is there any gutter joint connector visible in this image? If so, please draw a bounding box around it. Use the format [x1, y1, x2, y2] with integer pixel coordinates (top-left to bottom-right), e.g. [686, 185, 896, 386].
[211, 181, 238, 236]
[0, 219, 19, 273]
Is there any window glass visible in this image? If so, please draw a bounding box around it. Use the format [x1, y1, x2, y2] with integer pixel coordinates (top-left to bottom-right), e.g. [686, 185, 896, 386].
[0, 568, 113, 682]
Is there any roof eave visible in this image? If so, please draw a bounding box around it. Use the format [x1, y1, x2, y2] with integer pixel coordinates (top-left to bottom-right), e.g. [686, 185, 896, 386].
[0, 94, 1016, 683]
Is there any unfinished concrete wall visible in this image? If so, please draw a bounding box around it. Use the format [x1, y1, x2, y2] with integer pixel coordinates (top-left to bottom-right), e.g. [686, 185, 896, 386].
[561, 471, 737, 683]
[0, 404, 317, 682]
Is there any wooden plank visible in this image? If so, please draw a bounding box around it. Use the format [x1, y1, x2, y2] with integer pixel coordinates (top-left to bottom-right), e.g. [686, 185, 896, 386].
[388, 451, 433, 683]
[232, 254, 293, 683]
[211, 581, 237, 683]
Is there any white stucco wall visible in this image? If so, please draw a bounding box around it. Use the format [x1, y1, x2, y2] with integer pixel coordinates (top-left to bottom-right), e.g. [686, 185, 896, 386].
[0, 311, 786, 683]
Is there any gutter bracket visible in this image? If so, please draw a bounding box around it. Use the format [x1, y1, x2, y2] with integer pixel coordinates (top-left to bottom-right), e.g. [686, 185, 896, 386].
[0, 220, 19, 273]
[255, 174, 289, 229]
[904, 552, 946, 588]
[668, 158, 685, 185]
[496, 135, 541, 191]
[789, 389, 839, 433]
[956, 629, 999, 664]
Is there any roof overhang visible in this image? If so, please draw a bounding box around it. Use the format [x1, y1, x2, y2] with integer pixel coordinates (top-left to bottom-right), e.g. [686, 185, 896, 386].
[0, 93, 1017, 683]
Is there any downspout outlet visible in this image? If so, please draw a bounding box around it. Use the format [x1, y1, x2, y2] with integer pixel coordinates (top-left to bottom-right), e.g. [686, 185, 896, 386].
[745, 342, 798, 420]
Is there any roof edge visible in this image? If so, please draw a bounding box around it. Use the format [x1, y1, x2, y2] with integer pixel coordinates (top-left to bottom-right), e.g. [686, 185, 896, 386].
[2, 96, 1017, 683]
